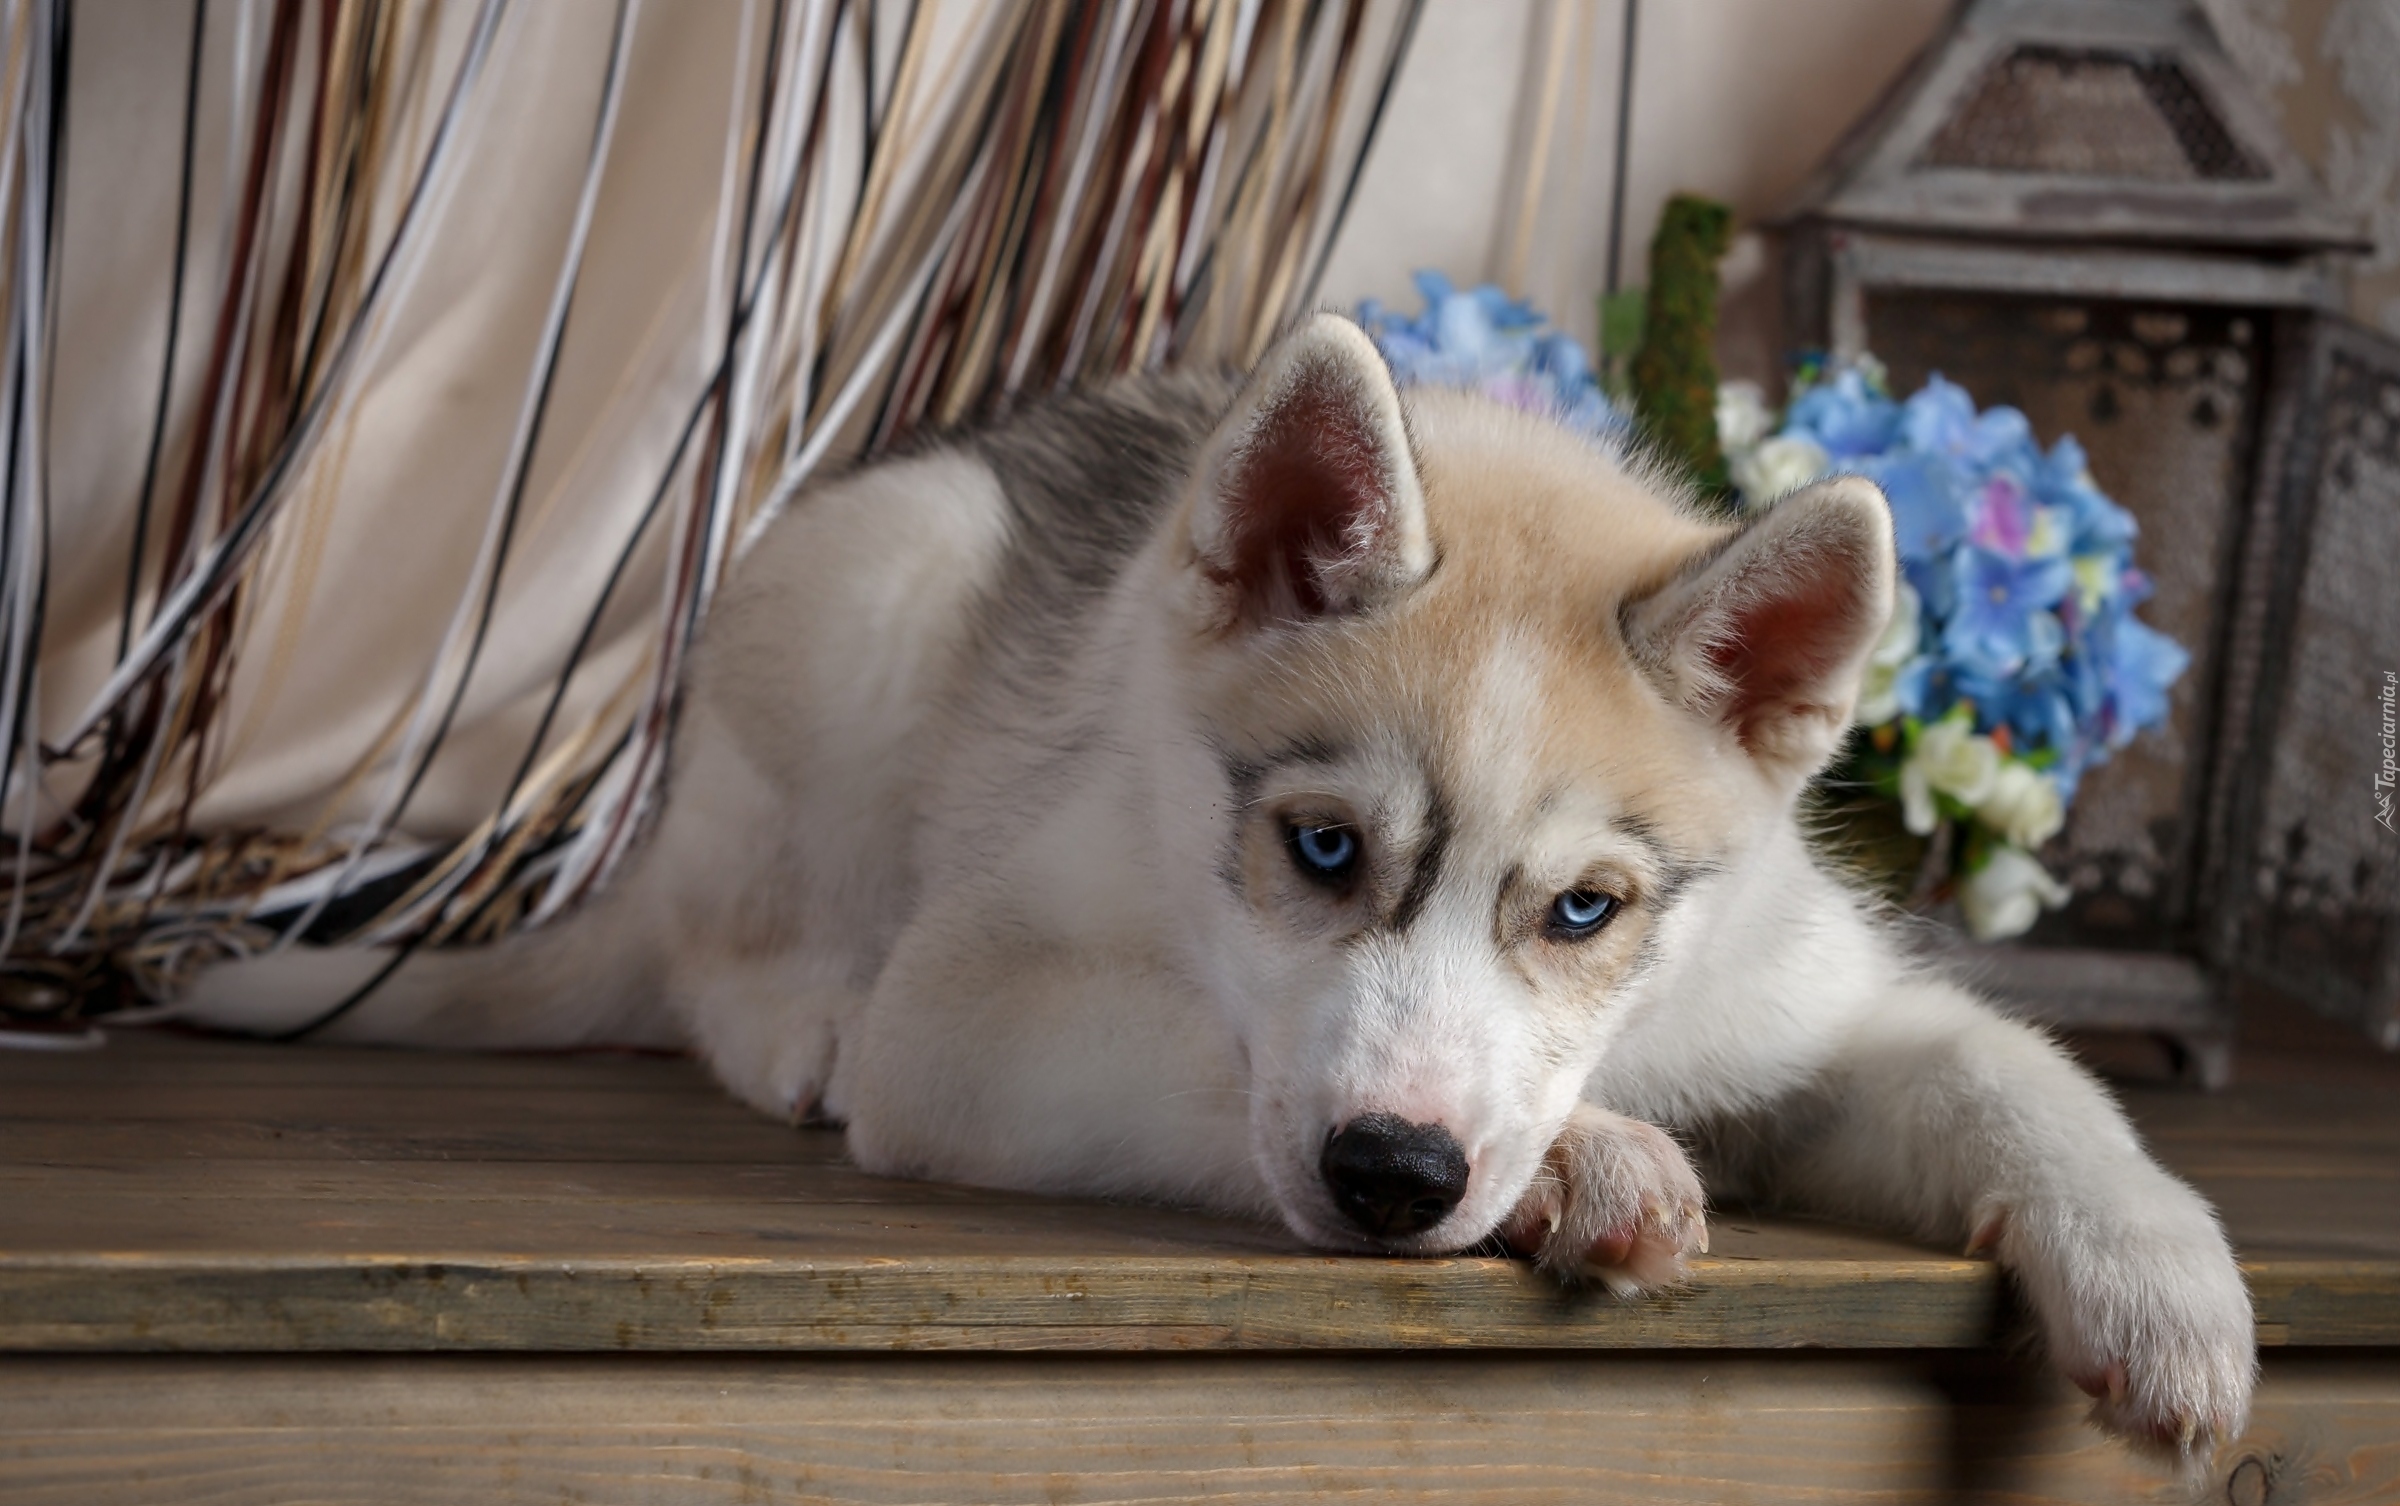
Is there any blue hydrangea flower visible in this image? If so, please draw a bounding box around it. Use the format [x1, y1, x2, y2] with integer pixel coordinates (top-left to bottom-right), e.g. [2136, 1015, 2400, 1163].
[2096, 613, 2190, 748]
[1894, 655, 1953, 724]
[1967, 473, 2035, 557]
[1716, 351, 2190, 837]
[1862, 452, 1968, 569]
[1944, 545, 2072, 679]
[1898, 374, 1978, 457]
[1785, 368, 1901, 457]
[1356, 272, 1623, 438]
[2036, 439, 2139, 555]
[1901, 379, 2041, 478]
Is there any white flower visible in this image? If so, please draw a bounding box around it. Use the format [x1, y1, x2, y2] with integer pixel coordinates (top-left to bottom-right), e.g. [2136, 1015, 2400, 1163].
[1853, 581, 1924, 724]
[1855, 661, 1903, 728]
[1715, 380, 1775, 453]
[1974, 760, 2065, 851]
[1898, 717, 2001, 835]
[1959, 843, 2071, 941]
[1729, 434, 1830, 508]
[1872, 580, 1921, 671]
[1899, 764, 1934, 835]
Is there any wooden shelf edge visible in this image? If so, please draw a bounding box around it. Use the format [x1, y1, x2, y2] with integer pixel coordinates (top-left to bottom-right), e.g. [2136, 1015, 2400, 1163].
[2244, 1260, 2400, 1347]
[3, 1252, 2393, 1355]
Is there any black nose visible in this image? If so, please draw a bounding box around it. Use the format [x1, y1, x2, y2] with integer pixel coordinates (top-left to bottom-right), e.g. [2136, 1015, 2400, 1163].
[1320, 1113, 1470, 1239]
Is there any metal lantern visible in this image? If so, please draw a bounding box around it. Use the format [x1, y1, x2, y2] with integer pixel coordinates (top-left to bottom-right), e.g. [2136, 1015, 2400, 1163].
[1780, 0, 2374, 1081]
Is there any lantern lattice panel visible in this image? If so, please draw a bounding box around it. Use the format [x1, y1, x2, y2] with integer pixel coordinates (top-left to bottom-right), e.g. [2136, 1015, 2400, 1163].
[1921, 45, 2266, 183]
[2231, 320, 2400, 1045]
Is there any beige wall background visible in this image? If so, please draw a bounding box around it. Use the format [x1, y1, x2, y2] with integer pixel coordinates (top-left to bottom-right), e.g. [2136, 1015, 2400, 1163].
[24, 0, 2395, 856]
[1315, 0, 2400, 382]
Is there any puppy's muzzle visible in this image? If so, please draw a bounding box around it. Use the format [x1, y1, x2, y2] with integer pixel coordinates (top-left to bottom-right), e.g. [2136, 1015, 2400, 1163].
[1321, 1113, 1469, 1239]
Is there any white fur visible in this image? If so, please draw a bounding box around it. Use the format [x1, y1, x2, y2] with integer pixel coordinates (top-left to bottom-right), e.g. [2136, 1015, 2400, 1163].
[182, 315, 2254, 1451]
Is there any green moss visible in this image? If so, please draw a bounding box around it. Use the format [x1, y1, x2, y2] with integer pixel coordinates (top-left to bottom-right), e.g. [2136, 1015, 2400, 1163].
[1596, 287, 1647, 404]
[1629, 194, 1734, 498]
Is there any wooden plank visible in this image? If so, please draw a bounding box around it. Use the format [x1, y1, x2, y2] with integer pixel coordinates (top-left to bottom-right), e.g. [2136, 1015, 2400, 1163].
[0, 1249, 2014, 1352]
[19, 1166, 2379, 1267]
[8, 1113, 2395, 1183]
[0, 1115, 843, 1165]
[0, 1033, 700, 1091]
[6, 1031, 2399, 1354]
[2, 1350, 2394, 1505]
[0, 1158, 1070, 1211]
[0, 1163, 1973, 1254]
[2165, 1178, 2400, 1262]
[2250, 1265, 2400, 1347]
[3, 1246, 2392, 1354]
[0, 1082, 739, 1124]
[0, 1190, 1308, 1260]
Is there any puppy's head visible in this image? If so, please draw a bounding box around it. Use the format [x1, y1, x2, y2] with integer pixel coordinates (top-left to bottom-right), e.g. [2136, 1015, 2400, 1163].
[1165, 315, 1894, 1253]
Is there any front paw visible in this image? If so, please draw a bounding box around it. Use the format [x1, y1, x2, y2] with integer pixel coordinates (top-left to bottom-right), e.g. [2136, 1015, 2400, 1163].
[1499, 1103, 1707, 1296]
[1991, 1186, 2257, 1452]
[701, 1017, 838, 1126]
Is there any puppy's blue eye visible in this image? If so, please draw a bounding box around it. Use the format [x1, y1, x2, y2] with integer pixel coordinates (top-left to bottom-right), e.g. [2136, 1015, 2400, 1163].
[1287, 822, 1359, 882]
[1548, 888, 1618, 938]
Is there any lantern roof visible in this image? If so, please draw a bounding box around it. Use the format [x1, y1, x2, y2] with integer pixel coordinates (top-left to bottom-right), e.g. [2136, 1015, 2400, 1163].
[1788, 0, 2369, 255]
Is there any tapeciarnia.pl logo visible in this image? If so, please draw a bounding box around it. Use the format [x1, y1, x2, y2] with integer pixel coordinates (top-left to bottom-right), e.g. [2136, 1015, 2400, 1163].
[2380, 670, 2398, 834]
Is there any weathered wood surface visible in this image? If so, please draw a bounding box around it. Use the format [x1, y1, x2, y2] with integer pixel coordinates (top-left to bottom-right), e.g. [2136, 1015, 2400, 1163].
[2, 1351, 2395, 1506]
[2, 1026, 2397, 1353]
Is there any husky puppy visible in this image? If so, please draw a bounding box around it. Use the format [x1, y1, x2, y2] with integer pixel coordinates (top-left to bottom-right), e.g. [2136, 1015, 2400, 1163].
[186, 315, 2255, 1448]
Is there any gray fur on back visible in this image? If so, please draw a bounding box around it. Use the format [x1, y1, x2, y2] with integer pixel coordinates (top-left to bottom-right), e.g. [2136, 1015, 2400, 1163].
[964, 372, 1238, 698]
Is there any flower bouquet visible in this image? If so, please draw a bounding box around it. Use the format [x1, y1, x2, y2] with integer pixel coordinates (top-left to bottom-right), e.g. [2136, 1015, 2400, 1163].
[1357, 275, 2192, 943]
[1719, 359, 2190, 939]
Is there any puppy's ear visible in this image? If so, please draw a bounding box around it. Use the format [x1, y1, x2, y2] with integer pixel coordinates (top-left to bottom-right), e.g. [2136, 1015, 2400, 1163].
[1623, 477, 1896, 782]
[1186, 314, 1431, 629]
